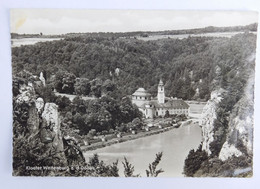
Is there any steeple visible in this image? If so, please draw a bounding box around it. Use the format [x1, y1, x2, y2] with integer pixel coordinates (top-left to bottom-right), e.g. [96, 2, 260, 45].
[159, 79, 163, 85]
[157, 79, 165, 104]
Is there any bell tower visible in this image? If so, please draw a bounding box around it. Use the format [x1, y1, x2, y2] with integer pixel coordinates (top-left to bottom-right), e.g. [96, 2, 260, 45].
[157, 79, 165, 104]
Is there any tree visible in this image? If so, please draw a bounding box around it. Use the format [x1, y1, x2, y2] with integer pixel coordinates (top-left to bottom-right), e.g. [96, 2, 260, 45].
[102, 79, 116, 94]
[72, 96, 86, 114]
[74, 78, 91, 95]
[146, 152, 164, 177]
[131, 117, 142, 130]
[88, 154, 119, 177]
[119, 97, 142, 123]
[184, 144, 208, 177]
[55, 96, 71, 111]
[91, 84, 102, 97]
[55, 71, 76, 94]
[122, 157, 140, 177]
[164, 110, 170, 118]
[73, 112, 87, 133]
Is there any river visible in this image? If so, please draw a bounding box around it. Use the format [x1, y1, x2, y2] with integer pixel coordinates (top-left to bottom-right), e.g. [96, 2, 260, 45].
[11, 31, 257, 48]
[137, 31, 257, 41]
[83, 123, 202, 177]
[11, 37, 63, 47]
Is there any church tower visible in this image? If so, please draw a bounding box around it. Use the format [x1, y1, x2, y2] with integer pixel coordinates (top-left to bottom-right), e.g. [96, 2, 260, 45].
[157, 79, 165, 104]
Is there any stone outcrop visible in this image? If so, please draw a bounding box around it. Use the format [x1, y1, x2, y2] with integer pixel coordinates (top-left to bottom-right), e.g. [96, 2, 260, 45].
[39, 72, 46, 86]
[200, 74, 254, 162]
[14, 82, 68, 167]
[219, 76, 254, 161]
[15, 84, 39, 134]
[200, 89, 224, 155]
[27, 103, 40, 134]
[36, 97, 44, 113]
[41, 103, 67, 165]
[15, 84, 35, 105]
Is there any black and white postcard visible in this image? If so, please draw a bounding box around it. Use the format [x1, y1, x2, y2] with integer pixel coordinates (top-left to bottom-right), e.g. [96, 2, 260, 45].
[11, 9, 258, 177]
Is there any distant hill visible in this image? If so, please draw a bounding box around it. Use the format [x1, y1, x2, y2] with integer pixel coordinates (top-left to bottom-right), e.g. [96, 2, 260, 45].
[12, 30, 257, 102]
[11, 23, 257, 39]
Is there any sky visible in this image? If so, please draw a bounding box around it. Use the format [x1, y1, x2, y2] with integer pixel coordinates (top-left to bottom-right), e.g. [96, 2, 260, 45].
[10, 9, 258, 35]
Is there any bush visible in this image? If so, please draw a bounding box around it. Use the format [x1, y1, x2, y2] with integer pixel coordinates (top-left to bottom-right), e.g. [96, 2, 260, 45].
[184, 144, 208, 177]
[88, 129, 97, 137]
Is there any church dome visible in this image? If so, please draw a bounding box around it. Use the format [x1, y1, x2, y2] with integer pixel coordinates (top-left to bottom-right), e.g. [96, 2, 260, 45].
[132, 88, 151, 97]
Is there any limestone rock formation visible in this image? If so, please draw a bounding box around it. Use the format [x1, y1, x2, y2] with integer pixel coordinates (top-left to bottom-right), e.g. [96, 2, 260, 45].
[39, 72, 46, 86]
[219, 76, 254, 161]
[200, 89, 224, 155]
[41, 103, 67, 165]
[27, 103, 40, 134]
[36, 97, 44, 113]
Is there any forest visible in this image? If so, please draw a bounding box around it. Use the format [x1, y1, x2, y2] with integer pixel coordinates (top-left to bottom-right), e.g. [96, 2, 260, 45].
[12, 29, 256, 101]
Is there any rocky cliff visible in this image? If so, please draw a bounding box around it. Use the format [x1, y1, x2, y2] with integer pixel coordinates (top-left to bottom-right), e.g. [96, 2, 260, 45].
[13, 77, 88, 176]
[200, 88, 224, 155]
[195, 74, 254, 177]
[219, 75, 254, 161]
[41, 102, 67, 166]
[13, 81, 68, 175]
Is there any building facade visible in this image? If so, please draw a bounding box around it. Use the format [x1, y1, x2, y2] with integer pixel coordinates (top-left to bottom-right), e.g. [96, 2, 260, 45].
[132, 80, 190, 119]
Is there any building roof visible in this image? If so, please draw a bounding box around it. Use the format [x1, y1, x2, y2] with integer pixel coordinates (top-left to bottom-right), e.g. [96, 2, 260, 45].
[163, 99, 189, 109]
[159, 79, 164, 85]
[132, 88, 152, 97]
[139, 98, 189, 109]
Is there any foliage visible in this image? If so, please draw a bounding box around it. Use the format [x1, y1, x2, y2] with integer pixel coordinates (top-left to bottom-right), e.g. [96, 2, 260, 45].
[184, 144, 208, 177]
[13, 130, 66, 176]
[55, 70, 76, 94]
[88, 154, 119, 177]
[131, 117, 143, 130]
[74, 78, 91, 96]
[59, 95, 142, 135]
[164, 110, 170, 118]
[35, 84, 57, 103]
[186, 154, 253, 177]
[12, 28, 257, 177]
[146, 152, 164, 177]
[13, 76, 27, 96]
[12, 33, 256, 101]
[122, 157, 140, 177]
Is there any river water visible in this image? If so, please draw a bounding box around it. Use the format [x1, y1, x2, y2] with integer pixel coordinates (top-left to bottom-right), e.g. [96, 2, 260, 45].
[84, 123, 202, 177]
[137, 31, 257, 41]
[11, 38, 63, 47]
[11, 31, 257, 48]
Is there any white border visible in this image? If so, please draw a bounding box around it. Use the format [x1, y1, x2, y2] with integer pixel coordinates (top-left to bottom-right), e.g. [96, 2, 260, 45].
[1, 1, 260, 189]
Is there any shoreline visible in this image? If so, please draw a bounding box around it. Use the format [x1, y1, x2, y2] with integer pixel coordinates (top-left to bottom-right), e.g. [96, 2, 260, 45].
[80, 126, 176, 152]
[80, 119, 197, 152]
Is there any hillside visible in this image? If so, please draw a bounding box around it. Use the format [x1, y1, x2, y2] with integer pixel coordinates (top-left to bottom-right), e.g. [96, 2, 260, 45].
[11, 23, 257, 39]
[12, 29, 257, 177]
[12, 31, 257, 102]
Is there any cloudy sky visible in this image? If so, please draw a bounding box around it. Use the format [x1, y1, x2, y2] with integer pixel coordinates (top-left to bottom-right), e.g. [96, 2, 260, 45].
[10, 9, 258, 35]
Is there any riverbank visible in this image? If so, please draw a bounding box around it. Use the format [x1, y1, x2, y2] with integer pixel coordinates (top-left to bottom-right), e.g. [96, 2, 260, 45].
[11, 37, 63, 47]
[80, 120, 196, 152]
[81, 125, 175, 152]
[83, 123, 202, 177]
[80, 102, 205, 152]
